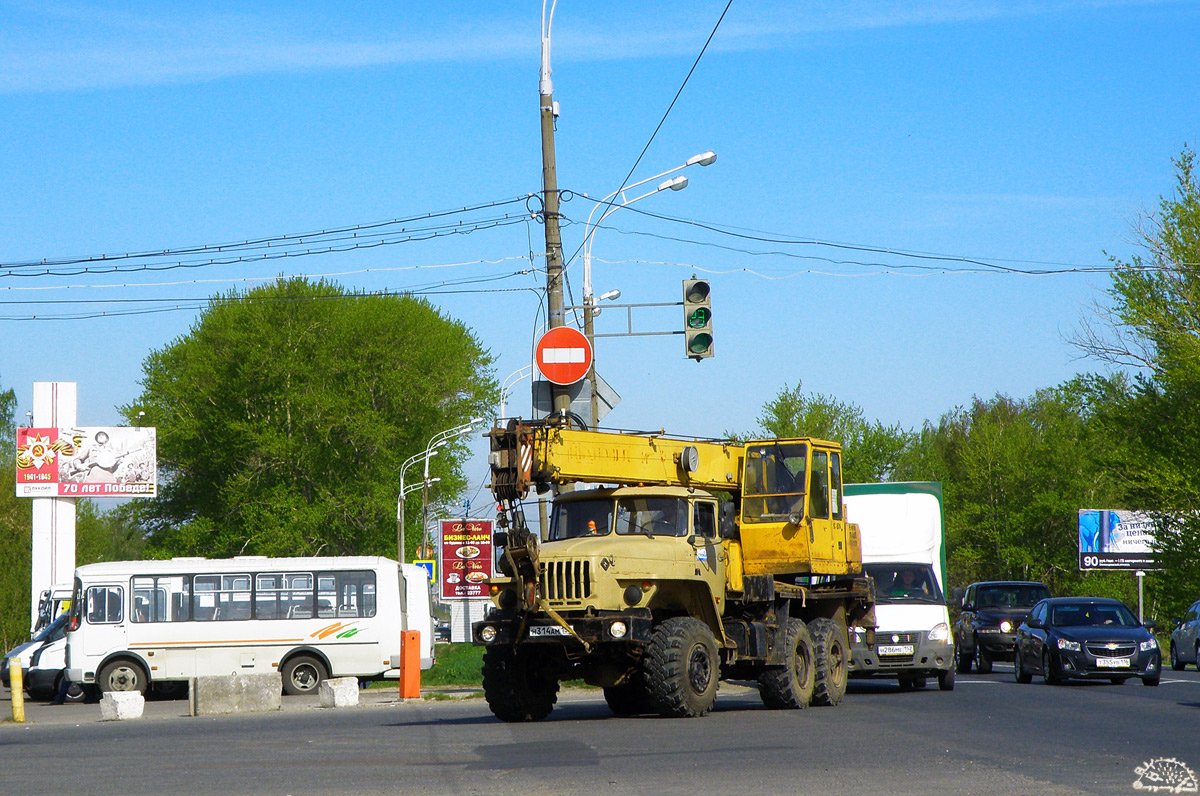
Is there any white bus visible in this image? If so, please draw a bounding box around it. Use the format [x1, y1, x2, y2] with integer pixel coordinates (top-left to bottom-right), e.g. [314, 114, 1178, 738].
[65, 556, 433, 696]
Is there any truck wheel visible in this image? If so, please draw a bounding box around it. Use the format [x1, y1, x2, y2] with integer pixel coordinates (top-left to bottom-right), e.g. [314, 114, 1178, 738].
[808, 618, 849, 707]
[482, 646, 559, 722]
[975, 648, 993, 674]
[758, 618, 815, 709]
[603, 673, 653, 716]
[954, 642, 972, 673]
[643, 617, 719, 718]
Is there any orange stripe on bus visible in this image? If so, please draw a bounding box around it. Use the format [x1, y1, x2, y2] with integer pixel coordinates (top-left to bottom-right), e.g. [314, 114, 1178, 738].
[130, 639, 305, 647]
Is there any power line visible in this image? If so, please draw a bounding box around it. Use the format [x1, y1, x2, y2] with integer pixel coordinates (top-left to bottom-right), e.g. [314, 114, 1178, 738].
[0, 195, 534, 271]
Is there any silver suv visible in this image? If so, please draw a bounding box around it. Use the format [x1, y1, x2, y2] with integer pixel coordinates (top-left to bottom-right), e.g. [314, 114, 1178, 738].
[1169, 599, 1200, 670]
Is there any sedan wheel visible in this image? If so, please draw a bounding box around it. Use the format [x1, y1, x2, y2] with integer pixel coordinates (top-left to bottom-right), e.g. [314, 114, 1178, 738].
[1042, 649, 1062, 685]
[1014, 647, 1032, 684]
[1170, 643, 1185, 671]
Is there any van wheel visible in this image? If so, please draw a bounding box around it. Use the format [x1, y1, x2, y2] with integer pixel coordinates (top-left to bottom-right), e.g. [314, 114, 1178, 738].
[282, 655, 327, 696]
[938, 667, 955, 691]
[98, 660, 148, 694]
[808, 618, 849, 706]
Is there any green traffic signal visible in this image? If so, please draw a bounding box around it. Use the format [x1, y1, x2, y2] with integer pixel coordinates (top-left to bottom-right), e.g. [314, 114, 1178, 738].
[682, 278, 713, 360]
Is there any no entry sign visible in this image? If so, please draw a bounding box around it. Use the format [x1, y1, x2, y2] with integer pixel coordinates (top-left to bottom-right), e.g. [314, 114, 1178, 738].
[535, 326, 593, 385]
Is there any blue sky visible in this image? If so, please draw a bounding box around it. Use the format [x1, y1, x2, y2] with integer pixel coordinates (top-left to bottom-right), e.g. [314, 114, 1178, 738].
[2, 0, 1197, 499]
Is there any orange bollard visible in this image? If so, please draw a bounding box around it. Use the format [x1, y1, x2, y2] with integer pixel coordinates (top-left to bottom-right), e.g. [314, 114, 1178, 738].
[398, 630, 421, 699]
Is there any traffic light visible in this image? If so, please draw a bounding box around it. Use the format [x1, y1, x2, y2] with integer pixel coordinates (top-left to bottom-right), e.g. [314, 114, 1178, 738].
[683, 278, 713, 360]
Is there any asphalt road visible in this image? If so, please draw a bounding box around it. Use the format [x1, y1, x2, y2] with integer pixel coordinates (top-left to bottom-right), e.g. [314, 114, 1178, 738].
[2, 664, 1198, 796]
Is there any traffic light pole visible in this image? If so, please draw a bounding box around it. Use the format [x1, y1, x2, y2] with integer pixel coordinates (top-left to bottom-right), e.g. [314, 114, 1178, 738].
[540, 6, 572, 417]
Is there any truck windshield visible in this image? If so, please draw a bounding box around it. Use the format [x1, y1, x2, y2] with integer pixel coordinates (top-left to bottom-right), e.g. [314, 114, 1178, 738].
[614, 497, 689, 537]
[549, 499, 614, 540]
[742, 442, 807, 523]
[866, 563, 943, 604]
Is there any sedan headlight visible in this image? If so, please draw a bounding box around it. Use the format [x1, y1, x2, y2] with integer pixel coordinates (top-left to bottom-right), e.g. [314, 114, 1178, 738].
[999, 620, 1013, 633]
[1140, 639, 1157, 652]
[928, 622, 950, 642]
[1057, 638, 1081, 652]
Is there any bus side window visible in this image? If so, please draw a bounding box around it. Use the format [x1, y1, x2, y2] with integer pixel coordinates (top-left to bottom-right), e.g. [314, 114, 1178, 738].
[87, 586, 123, 624]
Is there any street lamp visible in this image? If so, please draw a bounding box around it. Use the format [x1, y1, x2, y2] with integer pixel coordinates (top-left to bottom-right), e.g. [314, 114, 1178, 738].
[396, 418, 484, 564]
[499, 364, 533, 419]
[579, 151, 716, 428]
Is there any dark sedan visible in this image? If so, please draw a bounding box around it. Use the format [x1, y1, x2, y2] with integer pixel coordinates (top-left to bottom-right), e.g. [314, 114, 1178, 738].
[1014, 597, 1160, 686]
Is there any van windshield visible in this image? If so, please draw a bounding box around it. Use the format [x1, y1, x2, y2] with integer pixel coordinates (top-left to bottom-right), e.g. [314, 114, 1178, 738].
[866, 563, 943, 604]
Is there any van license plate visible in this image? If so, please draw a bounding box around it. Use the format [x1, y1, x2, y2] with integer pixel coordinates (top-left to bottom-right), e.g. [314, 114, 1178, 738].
[1096, 657, 1130, 668]
[878, 644, 914, 656]
[529, 625, 570, 637]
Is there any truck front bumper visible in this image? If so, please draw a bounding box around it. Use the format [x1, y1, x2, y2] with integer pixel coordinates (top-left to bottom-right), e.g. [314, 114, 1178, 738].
[473, 612, 654, 648]
[849, 632, 954, 678]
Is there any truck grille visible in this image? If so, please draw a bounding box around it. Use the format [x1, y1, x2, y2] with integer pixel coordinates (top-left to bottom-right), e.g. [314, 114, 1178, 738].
[540, 560, 591, 602]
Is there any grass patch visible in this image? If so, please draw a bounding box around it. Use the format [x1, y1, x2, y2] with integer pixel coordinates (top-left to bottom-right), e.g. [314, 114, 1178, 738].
[423, 643, 485, 687]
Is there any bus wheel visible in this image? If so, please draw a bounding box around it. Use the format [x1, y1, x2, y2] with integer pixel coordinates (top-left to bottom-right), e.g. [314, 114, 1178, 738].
[98, 660, 148, 694]
[282, 655, 328, 696]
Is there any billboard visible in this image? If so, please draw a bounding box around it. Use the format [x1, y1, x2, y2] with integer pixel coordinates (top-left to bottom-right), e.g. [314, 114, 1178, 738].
[440, 518, 494, 600]
[16, 426, 157, 498]
[1078, 509, 1157, 570]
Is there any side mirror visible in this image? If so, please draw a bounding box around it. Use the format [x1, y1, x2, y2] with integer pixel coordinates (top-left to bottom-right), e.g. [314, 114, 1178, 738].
[493, 531, 508, 548]
[1026, 617, 1043, 629]
[1143, 619, 1156, 630]
[719, 502, 738, 540]
[949, 587, 965, 606]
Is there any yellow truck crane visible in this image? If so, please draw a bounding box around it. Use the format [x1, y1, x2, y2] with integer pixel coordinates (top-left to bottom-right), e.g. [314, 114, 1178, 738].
[472, 416, 876, 721]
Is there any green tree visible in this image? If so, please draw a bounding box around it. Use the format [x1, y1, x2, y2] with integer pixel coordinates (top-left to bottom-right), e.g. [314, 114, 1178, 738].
[0, 373, 33, 650]
[895, 381, 1130, 600]
[124, 277, 496, 560]
[1076, 147, 1200, 621]
[753, 382, 913, 483]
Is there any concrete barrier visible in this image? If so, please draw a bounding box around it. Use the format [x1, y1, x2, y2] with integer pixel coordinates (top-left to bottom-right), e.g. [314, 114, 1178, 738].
[100, 691, 145, 721]
[189, 673, 282, 717]
[318, 677, 359, 708]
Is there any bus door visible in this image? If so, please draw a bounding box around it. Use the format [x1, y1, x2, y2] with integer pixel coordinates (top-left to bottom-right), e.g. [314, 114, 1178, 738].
[82, 582, 128, 660]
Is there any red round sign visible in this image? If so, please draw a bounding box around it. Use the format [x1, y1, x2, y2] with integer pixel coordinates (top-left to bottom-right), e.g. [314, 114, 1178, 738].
[535, 326, 593, 385]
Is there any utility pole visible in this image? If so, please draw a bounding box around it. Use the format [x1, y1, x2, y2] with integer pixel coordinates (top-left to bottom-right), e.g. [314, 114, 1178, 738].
[540, 2, 572, 417]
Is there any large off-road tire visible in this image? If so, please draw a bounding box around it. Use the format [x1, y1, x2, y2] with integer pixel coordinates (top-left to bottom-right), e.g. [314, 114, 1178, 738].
[643, 617, 719, 718]
[954, 642, 972, 674]
[282, 654, 328, 696]
[758, 618, 815, 709]
[97, 659, 148, 695]
[603, 673, 654, 716]
[975, 648, 993, 674]
[481, 646, 559, 722]
[808, 617, 849, 707]
[1169, 643, 1185, 671]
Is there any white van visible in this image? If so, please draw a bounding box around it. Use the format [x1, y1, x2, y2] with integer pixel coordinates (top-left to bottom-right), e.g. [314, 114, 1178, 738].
[844, 482, 955, 691]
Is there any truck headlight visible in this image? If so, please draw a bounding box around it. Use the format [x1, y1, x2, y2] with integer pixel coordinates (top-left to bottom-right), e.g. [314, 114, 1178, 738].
[1057, 638, 1080, 652]
[927, 622, 950, 642]
[609, 621, 628, 639]
[1140, 639, 1157, 652]
[479, 625, 497, 643]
